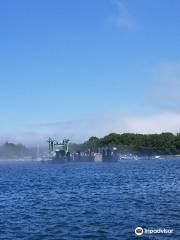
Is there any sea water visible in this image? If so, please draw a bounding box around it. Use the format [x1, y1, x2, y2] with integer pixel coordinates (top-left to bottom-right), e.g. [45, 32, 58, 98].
[0, 159, 180, 239]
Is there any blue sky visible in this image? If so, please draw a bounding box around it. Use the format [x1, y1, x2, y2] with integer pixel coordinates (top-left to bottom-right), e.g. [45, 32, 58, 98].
[0, 0, 180, 145]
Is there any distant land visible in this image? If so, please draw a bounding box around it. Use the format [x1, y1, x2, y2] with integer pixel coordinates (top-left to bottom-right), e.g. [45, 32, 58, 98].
[1, 132, 180, 159]
[0, 142, 38, 160]
[70, 132, 180, 156]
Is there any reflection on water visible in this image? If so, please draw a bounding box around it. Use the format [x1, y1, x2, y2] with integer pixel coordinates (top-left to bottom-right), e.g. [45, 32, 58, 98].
[0, 159, 180, 239]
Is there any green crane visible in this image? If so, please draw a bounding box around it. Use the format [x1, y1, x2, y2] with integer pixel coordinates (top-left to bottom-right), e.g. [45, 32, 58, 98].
[48, 137, 70, 154]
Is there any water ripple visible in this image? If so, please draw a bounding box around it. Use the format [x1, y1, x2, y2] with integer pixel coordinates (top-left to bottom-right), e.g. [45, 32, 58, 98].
[0, 159, 180, 239]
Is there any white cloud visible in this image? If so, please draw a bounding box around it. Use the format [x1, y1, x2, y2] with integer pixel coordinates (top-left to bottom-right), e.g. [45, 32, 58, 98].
[124, 113, 180, 133]
[112, 0, 137, 30]
[6, 112, 180, 146]
[2, 60, 180, 146]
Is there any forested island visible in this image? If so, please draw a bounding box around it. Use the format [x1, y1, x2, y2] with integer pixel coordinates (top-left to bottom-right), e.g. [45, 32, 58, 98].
[0, 142, 36, 159]
[1, 132, 180, 159]
[71, 132, 180, 156]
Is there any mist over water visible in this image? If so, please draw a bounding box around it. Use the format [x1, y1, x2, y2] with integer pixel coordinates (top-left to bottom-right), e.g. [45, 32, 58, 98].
[0, 159, 180, 239]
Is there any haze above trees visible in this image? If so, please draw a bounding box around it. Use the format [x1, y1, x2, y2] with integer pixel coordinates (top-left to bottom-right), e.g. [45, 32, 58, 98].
[1, 132, 180, 159]
[70, 132, 180, 156]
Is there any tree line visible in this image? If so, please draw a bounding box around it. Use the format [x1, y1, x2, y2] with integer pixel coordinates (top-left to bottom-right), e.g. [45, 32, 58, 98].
[70, 133, 180, 155]
[0, 142, 29, 159]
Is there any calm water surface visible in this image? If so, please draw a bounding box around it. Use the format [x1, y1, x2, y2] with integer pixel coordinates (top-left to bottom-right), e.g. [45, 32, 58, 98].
[0, 159, 180, 240]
